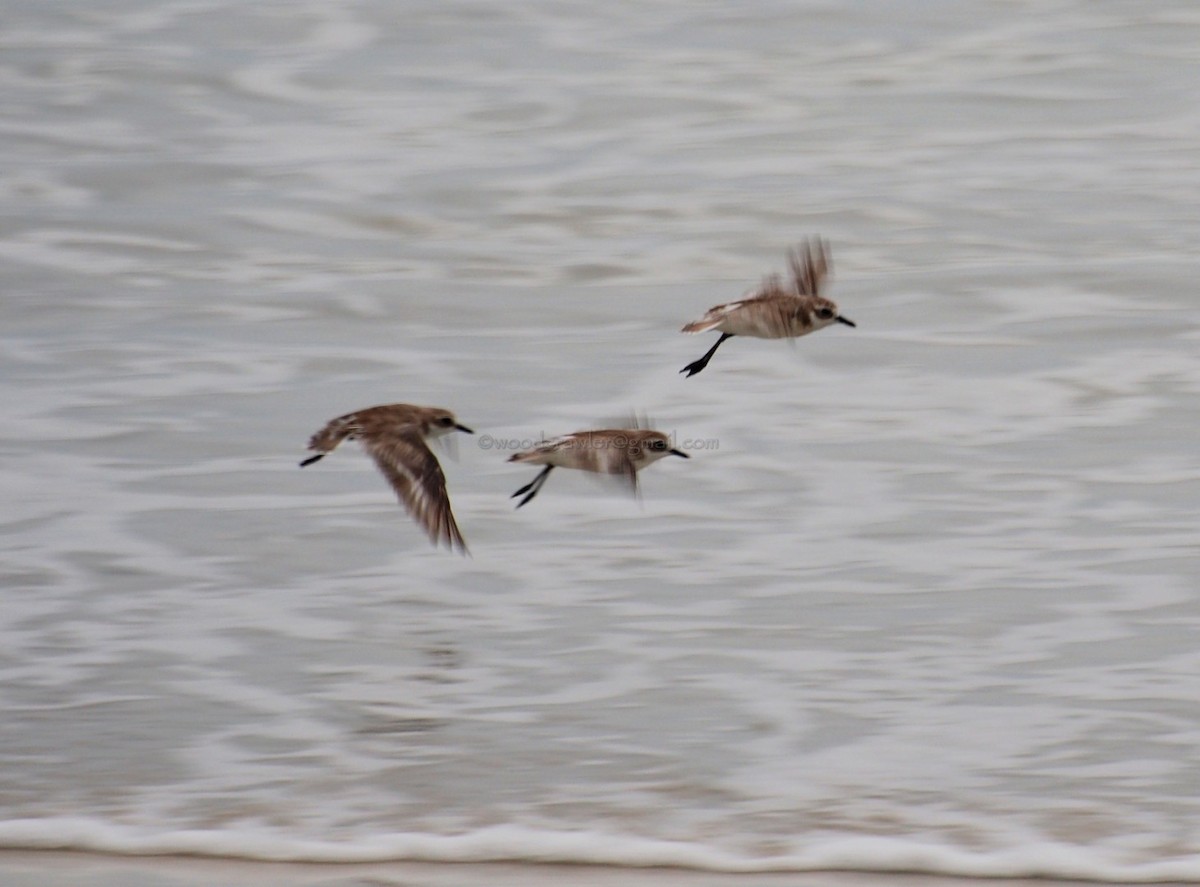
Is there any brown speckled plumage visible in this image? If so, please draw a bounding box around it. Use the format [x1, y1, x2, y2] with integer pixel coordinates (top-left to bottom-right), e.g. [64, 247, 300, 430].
[300, 403, 472, 554]
[680, 239, 855, 376]
[506, 426, 689, 508]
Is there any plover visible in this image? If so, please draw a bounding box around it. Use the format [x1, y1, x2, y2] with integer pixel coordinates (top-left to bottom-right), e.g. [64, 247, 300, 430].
[680, 238, 856, 377]
[507, 427, 689, 508]
[300, 403, 473, 553]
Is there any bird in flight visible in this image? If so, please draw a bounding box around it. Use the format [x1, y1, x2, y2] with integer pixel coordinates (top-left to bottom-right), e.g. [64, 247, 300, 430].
[300, 403, 473, 554]
[680, 239, 856, 377]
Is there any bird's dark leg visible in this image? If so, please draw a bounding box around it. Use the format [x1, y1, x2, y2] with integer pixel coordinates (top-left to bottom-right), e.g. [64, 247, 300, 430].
[299, 453, 325, 467]
[510, 466, 547, 498]
[680, 333, 733, 377]
[511, 466, 553, 508]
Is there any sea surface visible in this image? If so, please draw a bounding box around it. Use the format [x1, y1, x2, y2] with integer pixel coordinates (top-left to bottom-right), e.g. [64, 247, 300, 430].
[2, 0, 1199, 883]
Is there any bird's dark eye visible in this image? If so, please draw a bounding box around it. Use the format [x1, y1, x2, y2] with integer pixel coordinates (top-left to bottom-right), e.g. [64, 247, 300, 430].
[817, 307, 834, 320]
[438, 416, 454, 427]
[651, 439, 667, 450]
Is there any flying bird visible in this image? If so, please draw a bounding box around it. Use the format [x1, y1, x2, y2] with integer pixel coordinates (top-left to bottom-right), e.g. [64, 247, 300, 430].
[680, 238, 856, 377]
[507, 426, 688, 508]
[300, 403, 472, 553]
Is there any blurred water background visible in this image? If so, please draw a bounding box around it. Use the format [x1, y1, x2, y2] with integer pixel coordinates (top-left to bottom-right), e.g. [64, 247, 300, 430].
[2, 0, 1200, 881]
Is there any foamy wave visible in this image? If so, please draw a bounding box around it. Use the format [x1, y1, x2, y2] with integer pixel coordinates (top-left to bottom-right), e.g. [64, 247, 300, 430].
[2, 819, 1199, 883]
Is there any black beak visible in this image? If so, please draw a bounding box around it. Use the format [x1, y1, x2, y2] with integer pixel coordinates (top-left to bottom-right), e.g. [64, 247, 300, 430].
[836, 315, 856, 328]
[455, 424, 474, 434]
[669, 448, 689, 459]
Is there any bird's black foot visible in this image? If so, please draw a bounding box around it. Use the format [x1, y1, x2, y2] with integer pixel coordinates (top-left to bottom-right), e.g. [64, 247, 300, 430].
[680, 333, 732, 378]
[511, 466, 553, 508]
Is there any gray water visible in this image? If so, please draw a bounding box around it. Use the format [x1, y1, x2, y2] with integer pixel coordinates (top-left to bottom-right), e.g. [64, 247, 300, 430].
[2, 0, 1199, 879]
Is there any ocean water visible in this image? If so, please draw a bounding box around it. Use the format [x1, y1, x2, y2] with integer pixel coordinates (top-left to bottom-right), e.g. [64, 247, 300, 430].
[2, 0, 1199, 882]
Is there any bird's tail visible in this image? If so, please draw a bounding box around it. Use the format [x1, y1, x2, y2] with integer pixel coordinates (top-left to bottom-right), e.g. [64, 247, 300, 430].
[507, 450, 543, 464]
[300, 415, 356, 466]
[681, 319, 717, 333]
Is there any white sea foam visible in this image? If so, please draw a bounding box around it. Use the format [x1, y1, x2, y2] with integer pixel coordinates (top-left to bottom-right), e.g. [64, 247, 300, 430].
[2, 819, 1200, 882]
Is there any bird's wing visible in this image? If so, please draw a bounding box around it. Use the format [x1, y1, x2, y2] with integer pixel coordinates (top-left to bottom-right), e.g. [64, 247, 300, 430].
[361, 429, 467, 553]
[605, 448, 641, 499]
[788, 239, 831, 297]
